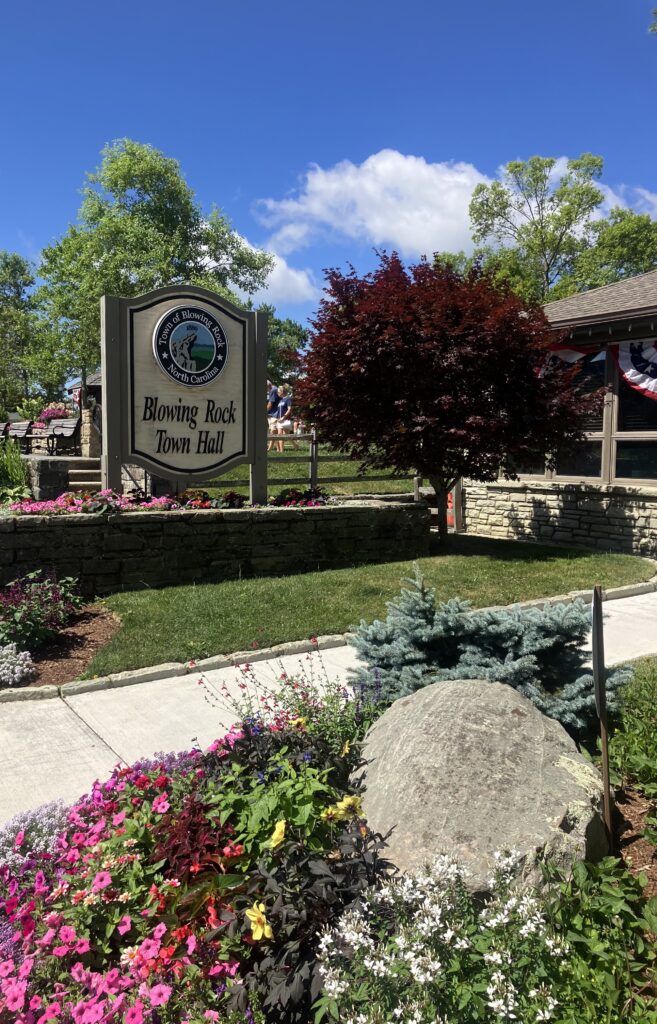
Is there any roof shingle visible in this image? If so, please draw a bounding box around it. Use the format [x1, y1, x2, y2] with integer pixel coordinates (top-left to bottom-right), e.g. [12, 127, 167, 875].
[543, 269, 657, 326]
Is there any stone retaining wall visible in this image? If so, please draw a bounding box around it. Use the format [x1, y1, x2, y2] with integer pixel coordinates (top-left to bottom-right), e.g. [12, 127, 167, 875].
[462, 480, 657, 556]
[25, 456, 71, 500]
[0, 500, 430, 596]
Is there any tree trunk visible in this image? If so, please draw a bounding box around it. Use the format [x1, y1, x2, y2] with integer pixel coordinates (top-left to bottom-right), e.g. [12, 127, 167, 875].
[429, 477, 449, 541]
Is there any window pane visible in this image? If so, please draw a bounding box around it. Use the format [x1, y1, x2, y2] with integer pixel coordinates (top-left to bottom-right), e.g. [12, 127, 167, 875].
[618, 372, 657, 431]
[556, 442, 602, 478]
[574, 352, 606, 432]
[615, 442, 657, 480]
[511, 455, 546, 475]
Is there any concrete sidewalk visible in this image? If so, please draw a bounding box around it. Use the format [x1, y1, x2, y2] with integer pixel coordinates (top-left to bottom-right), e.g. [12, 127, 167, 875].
[1, 592, 656, 825]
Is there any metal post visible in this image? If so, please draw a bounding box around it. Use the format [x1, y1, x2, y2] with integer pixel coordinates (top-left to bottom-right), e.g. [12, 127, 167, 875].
[413, 475, 421, 502]
[250, 310, 268, 505]
[309, 428, 319, 490]
[592, 584, 613, 845]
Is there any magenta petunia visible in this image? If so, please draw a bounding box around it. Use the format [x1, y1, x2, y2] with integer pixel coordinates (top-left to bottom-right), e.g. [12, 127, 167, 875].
[124, 999, 145, 1024]
[147, 983, 172, 1007]
[92, 871, 112, 893]
[117, 915, 132, 935]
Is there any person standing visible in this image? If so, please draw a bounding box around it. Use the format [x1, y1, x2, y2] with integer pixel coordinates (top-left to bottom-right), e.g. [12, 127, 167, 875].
[267, 380, 280, 452]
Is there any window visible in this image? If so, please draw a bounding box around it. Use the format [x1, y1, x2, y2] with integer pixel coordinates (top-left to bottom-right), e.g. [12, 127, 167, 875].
[517, 342, 657, 485]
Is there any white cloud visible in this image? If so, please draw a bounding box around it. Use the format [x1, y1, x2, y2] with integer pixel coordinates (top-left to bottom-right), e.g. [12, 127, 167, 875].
[256, 149, 491, 257]
[251, 251, 319, 305]
[633, 187, 657, 218]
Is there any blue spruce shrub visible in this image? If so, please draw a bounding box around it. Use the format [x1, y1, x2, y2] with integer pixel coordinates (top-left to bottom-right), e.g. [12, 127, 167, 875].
[349, 566, 631, 738]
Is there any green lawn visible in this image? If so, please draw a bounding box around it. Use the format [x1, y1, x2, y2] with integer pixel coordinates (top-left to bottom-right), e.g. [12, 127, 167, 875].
[84, 535, 654, 677]
[208, 443, 415, 497]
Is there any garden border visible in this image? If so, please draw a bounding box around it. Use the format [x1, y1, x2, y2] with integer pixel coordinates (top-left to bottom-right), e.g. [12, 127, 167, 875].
[2, 566, 656, 703]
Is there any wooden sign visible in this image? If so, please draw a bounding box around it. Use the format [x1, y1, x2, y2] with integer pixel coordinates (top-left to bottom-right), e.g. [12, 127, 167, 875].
[100, 286, 267, 500]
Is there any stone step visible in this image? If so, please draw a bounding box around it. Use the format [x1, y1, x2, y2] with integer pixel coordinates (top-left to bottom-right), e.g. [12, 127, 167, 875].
[69, 467, 102, 480]
[68, 480, 103, 492]
[69, 459, 101, 470]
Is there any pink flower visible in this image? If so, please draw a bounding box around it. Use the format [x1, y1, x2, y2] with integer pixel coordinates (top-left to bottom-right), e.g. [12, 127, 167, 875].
[209, 960, 239, 977]
[59, 925, 76, 943]
[70, 962, 87, 983]
[39, 1000, 62, 1022]
[152, 923, 167, 940]
[92, 871, 112, 893]
[75, 938, 91, 954]
[14, 830, 25, 849]
[0, 959, 14, 977]
[112, 812, 126, 826]
[18, 958, 33, 979]
[186, 934, 196, 955]
[151, 795, 170, 815]
[30, 994, 43, 1010]
[147, 983, 171, 1007]
[4, 979, 27, 1011]
[117, 916, 132, 936]
[37, 928, 56, 947]
[52, 945, 69, 957]
[124, 1000, 144, 1024]
[138, 938, 159, 960]
[204, 1013, 220, 1021]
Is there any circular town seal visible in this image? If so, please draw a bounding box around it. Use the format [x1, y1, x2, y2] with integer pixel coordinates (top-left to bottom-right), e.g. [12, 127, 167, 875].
[152, 305, 228, 387]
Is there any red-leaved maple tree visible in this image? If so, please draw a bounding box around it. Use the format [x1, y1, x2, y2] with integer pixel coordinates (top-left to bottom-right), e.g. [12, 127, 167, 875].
[295, 254, 601, 538]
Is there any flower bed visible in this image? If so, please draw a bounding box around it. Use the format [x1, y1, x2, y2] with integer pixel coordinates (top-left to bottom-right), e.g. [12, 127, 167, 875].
[2, 666, 657, 1022]
[8, 487, 329, 517]
[0, 677, 387, 1023]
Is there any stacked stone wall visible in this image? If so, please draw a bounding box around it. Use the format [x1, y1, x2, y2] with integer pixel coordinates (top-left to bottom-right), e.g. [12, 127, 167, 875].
[462, 481, 657, 556]
[0, 501, 430, 597]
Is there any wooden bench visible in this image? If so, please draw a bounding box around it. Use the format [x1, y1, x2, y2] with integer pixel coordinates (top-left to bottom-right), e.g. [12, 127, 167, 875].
[0, 423, 8, 439]
[6, 421, 33, 451]
[46, 417, 81, 456]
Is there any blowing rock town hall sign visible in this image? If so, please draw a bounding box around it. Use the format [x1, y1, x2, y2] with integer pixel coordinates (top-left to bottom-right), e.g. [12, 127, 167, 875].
[100, 286, 268, 501]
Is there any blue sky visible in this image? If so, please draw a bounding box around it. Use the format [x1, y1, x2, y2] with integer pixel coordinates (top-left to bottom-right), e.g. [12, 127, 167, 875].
[1, 0, 656, 325]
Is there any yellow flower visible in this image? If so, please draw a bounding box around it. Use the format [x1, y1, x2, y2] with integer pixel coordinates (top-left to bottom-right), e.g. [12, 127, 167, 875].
[288, 717, 306, 729]
[336, 795, 362, 818]
[245, 901, 273, 941]
[321, 795, 363, 823]
[270, 819, 286, 849]
[340, 739, 351, 756]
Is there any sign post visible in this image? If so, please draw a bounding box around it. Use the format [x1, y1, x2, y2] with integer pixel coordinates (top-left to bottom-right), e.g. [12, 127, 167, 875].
[100, 286, 267, 500]
[591, 584, 613, 843]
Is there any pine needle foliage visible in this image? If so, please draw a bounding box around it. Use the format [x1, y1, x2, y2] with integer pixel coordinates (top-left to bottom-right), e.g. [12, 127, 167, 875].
[349, 566, 630, 738]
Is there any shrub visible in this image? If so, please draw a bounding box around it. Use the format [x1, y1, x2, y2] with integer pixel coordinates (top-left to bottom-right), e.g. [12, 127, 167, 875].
[609, 657, 657, 793]
[0, 438, 29, 500]
[350, 566, 630, 738]
[269, 486, 329, 507]
[0, 570, 82, 650]
[315, 852, 657, 1024]
[0, 642, 35, 688]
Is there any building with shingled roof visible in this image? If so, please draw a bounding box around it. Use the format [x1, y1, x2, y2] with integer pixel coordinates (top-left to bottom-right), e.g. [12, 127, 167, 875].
[460, 270, 657, 556]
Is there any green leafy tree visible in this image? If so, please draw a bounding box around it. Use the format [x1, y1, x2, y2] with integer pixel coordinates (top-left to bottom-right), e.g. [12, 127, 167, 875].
[38, 139, 274, 390]
[469, 154, 604, 302]
[0, 252, 39, 415]
[257, 304, 308, 385]
[557, 207, 657, 294]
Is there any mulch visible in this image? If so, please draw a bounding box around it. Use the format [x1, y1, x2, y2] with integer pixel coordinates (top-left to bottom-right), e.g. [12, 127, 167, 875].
[615, 787, 657, 898]
[25, 605, 121, 689]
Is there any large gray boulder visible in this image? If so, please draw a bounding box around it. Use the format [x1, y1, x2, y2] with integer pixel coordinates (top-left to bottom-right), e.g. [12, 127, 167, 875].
[358, 679, 609, 891]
